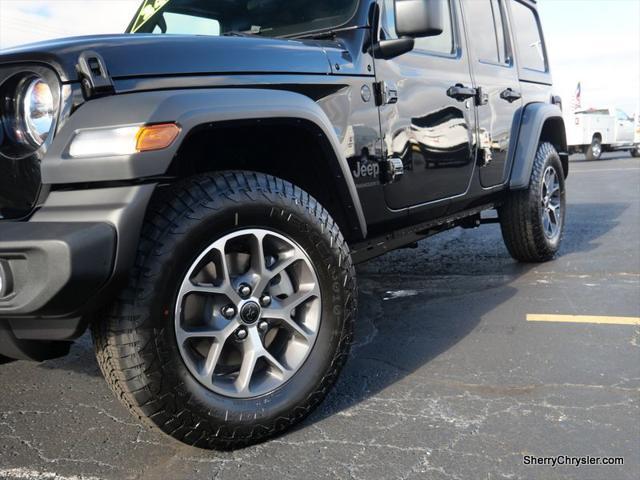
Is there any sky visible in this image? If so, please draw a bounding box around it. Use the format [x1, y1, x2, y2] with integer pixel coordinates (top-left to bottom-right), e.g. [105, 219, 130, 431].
[0, 0, 639, 114]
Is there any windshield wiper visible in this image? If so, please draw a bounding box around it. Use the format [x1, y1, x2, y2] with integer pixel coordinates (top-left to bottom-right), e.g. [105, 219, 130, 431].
[295, 25, 368, 40]
[223, 31, 258, 38]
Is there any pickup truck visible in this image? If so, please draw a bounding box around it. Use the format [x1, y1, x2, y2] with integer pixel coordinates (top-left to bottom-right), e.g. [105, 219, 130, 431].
[565, 107, 640, 160]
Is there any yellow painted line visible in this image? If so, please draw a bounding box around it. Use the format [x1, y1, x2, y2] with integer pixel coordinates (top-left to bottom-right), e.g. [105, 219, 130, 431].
[527, 314, 640, 326]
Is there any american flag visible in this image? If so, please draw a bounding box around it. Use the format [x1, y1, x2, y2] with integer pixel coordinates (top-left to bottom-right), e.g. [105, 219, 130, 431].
[571, 82, 582, 112]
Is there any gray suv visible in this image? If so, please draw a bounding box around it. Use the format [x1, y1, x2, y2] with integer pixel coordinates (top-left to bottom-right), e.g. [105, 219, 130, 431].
[0, 0, 568, 449]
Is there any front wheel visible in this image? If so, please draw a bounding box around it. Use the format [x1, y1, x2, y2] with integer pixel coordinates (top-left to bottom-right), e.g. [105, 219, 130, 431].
[631, 146, 640, 158]
[499, 142, 566, 263]
[93, 172, 356, 449]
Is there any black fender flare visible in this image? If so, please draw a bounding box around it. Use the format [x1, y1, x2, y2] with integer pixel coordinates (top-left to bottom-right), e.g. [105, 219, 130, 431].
[508, 102, 567, 190]
[43, 88, 367, 238]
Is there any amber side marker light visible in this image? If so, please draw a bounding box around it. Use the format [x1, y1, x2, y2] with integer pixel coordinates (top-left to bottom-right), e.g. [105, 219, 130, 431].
[136, 123, 181, 152]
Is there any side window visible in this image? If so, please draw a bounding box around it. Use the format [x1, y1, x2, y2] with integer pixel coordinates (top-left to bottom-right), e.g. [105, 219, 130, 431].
[464, 0, 509, 65]
[616, 110, 630, 121]
[510, 0, 547, 72]
[382, 0, 455, 56]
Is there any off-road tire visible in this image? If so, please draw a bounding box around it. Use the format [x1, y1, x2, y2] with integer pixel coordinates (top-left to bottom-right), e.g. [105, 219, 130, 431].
[92, 172, 357, 450]
[499, 142, 566, 263]
[585, 136, 602, 161]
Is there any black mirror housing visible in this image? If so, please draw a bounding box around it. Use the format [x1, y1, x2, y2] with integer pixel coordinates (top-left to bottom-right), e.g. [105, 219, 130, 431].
[395, 0, 444, 38]
[373, 38, 416, 60]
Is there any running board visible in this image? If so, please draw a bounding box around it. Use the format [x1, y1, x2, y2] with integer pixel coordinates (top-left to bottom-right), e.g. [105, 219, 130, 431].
[350, 204, 497, 264]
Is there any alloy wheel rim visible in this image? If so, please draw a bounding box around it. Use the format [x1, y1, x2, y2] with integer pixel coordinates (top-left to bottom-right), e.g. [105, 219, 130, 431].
[541, 166, 562, 240]
[175, 229, 321, 398]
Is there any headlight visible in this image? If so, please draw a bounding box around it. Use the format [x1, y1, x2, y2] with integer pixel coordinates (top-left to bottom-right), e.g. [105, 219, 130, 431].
[0, 70, 60, 158]
[21, 78, 55, 146]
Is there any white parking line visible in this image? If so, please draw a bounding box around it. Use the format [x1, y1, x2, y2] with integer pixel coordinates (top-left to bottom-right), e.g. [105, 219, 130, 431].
[0, 468, 102, 480]
[527, 314, 640, 325]
[571, 167, 640, 174]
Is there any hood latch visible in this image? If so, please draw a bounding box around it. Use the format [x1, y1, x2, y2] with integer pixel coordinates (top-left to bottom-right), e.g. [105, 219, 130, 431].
[76, 51, 115, 100]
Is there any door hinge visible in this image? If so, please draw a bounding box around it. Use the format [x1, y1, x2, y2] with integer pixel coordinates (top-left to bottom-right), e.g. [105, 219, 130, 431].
[374, 81, 398, 106]
[475, 86, 489, 106]
[76, 51, 115, 100]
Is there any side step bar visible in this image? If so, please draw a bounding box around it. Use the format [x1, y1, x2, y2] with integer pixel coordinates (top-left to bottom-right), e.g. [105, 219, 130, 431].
[350, 204, 497, 264]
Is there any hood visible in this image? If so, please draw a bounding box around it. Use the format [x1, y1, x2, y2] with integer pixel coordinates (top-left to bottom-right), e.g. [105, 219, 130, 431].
[0, 34, 335, 82]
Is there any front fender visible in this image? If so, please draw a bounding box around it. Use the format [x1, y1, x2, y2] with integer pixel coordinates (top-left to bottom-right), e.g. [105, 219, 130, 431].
[43, 88, 367, 238]
[508, 102, 566, 190]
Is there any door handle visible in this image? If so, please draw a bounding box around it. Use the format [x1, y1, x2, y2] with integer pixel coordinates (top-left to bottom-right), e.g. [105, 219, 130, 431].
[447, 84, 477, 102]
[500, 88, 522, 103]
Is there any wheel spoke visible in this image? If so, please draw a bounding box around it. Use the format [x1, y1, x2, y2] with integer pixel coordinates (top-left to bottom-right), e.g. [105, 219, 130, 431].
[235, 329, 263, 394]
[202, 340, 225, 377]
[262, 350, 289, 379]
[276, 314, 312, 340]
[254, 248, 301, 296]
[263, 289, 317, 318]
[542, 210, 551, 235]
[248, 232, 267, 277]
[177, 319, 238, 345]
[182, 283, 227, 296]
[549, 204, 561, 224]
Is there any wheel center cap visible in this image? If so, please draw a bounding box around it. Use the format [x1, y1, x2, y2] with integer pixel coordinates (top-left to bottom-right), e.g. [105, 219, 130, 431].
[240, 301, 261, 324]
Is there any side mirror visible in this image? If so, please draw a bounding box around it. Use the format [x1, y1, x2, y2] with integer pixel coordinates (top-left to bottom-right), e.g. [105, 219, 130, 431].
[395, 0, 444, 38]
[373, 38, 415, 60]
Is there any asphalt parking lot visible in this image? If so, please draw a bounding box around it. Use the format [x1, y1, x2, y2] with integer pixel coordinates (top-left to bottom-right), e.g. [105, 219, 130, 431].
[1, 153, 638, 480]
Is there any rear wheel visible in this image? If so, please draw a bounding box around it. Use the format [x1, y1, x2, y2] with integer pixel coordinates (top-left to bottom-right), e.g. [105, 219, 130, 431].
[93, 172, 356, 449]
[499, 142, 566, 263]
[585, 136, 602, 161]
[631, 146, 640, 158]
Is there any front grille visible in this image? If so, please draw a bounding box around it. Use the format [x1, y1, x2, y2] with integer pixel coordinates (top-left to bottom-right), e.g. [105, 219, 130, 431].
[0, 154, 42, 219]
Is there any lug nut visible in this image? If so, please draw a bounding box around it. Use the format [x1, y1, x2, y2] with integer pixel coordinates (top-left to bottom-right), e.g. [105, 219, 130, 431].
[235, 327, 248, 340]
[221, 305, 237, 319]
[238, 283, 252, 298]
[260, 294, 272, 307]
[258, 321, 269, 333]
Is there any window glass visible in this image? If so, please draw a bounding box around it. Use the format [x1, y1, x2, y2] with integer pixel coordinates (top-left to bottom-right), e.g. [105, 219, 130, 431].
[132, 0, 359, 37]
[382, 0, 454, 55]
[491, 0, 509, 63]
[510, 0, 547, 71]
[616, 110, 630, 121]
[464, 0, 500, 63]
[153, 12, 221, 35]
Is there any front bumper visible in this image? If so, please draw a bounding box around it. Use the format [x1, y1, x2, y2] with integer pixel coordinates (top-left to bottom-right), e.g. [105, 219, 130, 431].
[0, 222, 116, 316]
[0, 184, 155, 359]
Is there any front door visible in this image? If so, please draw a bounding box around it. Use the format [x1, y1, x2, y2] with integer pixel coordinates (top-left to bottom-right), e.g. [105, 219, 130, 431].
[615, 109, 635, 142]
[461, 0, 523, 188]
[377, 0, 476, 210]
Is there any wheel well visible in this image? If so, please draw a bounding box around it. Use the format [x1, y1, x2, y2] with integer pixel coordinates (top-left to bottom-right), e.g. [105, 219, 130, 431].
[166, 119, 362, 241]
[540, 117, 569, 178]
[592, 132, 602, 141]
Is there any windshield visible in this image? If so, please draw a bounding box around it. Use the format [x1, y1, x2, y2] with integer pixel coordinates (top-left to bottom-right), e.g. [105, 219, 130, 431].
[128, 0, 360, 38]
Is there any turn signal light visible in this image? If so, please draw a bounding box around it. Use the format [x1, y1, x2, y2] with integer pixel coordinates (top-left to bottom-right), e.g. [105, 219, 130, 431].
[136, 123, 181, 152]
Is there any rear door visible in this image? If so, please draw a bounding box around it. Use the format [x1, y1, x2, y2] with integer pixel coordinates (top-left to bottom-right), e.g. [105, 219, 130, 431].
[461, 0, 522, 189]
[377, 0, 476, 210]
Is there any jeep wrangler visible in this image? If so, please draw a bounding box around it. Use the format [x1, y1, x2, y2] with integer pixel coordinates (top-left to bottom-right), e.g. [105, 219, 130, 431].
[0, 0, 568, 449]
